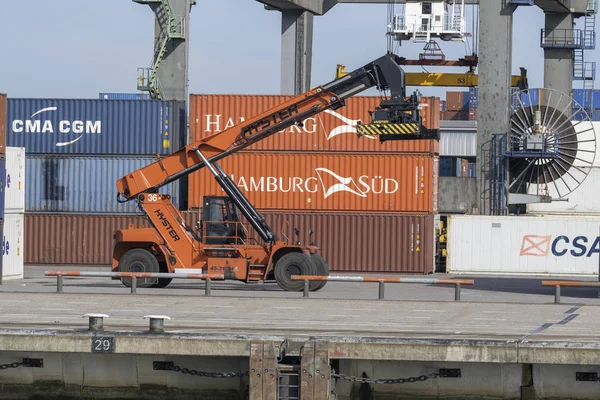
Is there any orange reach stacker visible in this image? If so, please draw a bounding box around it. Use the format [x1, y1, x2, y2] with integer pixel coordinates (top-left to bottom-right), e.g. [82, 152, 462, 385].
[112, 53, 438, 291]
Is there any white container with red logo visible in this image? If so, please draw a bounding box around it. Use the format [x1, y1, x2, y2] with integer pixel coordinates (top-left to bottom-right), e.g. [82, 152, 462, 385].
[447, 215, 600, 276]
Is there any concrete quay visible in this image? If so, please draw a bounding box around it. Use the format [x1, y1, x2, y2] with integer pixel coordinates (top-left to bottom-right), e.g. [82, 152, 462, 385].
[0, 285, 600, 399]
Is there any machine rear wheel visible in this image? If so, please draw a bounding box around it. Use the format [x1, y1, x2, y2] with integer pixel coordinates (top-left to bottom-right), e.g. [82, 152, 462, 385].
[274, 253, 317, 291]
[118, 248, 159, 288]
[309, 254, 329, 291]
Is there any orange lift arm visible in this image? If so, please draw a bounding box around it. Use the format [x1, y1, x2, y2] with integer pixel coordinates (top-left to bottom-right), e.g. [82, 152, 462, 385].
[116, 53, 435, 202]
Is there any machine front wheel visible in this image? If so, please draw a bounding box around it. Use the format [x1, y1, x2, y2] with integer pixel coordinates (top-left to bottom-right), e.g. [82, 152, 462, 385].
[274, 253, 317, 291]
[152, 262, 173, 288]
[118, 248, 160, 288]
[309, 254, 329, 292]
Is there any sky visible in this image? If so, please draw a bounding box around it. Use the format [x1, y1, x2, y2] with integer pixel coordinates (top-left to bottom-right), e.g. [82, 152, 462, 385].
[0, 1, 595, 99]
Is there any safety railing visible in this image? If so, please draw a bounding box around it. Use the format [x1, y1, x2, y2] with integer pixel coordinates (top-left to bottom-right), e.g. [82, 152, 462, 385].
[291, 275, 474, 301]
[45, 271, 224, 295]
[542, 280, 600, 304]
[540, 29, 584, 49]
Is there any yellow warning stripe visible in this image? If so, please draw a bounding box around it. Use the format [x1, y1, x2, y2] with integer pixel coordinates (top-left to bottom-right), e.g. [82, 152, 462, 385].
[357, 123, 420, 136]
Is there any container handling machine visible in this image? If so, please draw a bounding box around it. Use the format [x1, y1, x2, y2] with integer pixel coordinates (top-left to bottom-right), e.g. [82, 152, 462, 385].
[112, 53, 438, 291]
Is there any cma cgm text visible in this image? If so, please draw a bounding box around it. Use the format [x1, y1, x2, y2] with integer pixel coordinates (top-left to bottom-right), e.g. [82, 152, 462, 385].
[12, 120, 102, 134]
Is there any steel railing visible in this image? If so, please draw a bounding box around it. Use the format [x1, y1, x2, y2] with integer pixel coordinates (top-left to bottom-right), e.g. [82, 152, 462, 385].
[542, 280, 600, 304]
[291, 275, 474, 301]
[45, 271, 224, 295]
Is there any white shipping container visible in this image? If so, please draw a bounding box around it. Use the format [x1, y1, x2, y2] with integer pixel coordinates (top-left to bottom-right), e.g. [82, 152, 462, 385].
[528, 167, 600, 214]
[5, 147, 25, 213]
[2, 213, 24, 281]
[447, 215, 600, 276]
[439, 121, 477, 157]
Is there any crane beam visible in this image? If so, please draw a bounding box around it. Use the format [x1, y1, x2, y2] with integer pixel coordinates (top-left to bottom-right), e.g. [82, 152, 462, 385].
[335, 65, 528, 88]
[405, 72, 526, 88]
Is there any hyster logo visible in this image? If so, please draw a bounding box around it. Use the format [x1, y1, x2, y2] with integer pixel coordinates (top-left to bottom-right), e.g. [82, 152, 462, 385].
[520, 235, 600, 258]
[12, 107, 102, 147]
[231, 168, 399, 199]
[154, 210, 181, 242]
[322, 110, 377, 140]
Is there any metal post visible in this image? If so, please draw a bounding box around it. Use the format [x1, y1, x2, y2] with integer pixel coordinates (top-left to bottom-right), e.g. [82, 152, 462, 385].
[57, 275, 63, 293]
[131, 276, 137, 294]
[378, 281, 385, 300]
[555, 285, 561, 304]
[205, 278, 212, 296]
[303, 279, 310, 298]
[455, 283, 461, 301]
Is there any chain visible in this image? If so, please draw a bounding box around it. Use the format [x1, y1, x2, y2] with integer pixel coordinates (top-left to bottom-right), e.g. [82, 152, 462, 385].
[332, 371, 439, 385]
[166, 364, 248, 379]
[0, 361, 28, 370]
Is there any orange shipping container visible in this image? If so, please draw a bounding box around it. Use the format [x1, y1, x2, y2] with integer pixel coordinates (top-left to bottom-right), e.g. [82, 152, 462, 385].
[188, 153, 439, 212]
[0, 93, 6, 155]
[189, 94, 439, 154]
[445, 91, 466, 111]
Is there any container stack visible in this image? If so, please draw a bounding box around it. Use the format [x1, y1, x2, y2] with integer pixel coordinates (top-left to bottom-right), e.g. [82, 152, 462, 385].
[6, 98, 186, 265]
[186, 94, 441, 273]
[441, 91, 469, 121]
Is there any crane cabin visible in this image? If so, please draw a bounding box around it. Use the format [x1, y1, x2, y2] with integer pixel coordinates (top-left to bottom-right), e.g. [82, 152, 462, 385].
[389, 0, 469, 43]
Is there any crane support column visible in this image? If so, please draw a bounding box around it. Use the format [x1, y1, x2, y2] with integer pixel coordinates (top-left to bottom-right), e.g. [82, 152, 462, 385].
[543, 12, 574, 96]
[134, 0, 192, 101]
[477, 1, 513, 215]
[281, 9, 314, 95]
[156, 0, 191, 101]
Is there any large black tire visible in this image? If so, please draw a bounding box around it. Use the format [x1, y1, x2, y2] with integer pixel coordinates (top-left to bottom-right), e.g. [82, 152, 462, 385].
[118, 248, 159, 288]
[309, 254, 329, 292]
[274, 253, 317, 291]
[152, 262, 173, 288]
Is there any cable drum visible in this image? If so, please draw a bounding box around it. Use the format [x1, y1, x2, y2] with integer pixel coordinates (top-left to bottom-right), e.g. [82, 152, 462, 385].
[508, 88, 597, 200]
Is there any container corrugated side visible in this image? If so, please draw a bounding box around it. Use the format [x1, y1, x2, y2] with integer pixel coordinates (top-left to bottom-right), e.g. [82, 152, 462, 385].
[7, 99, 185, 155]
[0, 94, 6, 156]
[99, 93, 152, 100]
[440, 131, 477, 157]
[2, 213, 24, 281]
[26, 156, 180, 214]
[25, 214, 150, 265]
[447, 215, 600, 276]
[25, 212, 436, 273]
[250, 212, 437, 273]
[528, 167, 600, 214]
[189, 94, 439, 154]
[188, 153, 438, 212]
[5, 147, 25, 213]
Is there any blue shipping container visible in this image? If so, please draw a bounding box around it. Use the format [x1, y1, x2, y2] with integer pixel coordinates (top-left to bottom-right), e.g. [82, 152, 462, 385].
[25, 156, 181, 214]
[572, 89, 600, 109]
[439, 157, 455, 177]
[7, 99, 185, 155]
[0, 158, 5, 221]
[99, 93, 152, 100]
[572, 89, 590, 109]
[520, 89, 542, 107]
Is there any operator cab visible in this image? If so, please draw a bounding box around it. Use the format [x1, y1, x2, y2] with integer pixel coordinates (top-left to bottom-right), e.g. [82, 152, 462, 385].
[199, 196, 246, 245]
